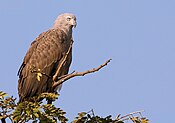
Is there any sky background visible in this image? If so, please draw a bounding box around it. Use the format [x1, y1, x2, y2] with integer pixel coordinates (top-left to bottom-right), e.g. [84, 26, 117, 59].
[0, 0, 175, 123]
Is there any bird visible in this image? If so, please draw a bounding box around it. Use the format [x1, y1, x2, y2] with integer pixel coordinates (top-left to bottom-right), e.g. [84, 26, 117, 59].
[17, 13, 77, 102]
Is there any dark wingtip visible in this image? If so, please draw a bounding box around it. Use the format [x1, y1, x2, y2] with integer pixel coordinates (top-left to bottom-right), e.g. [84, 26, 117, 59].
[17, 62, 25, 76]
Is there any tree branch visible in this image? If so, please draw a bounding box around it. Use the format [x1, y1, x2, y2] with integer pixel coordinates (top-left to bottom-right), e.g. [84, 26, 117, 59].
[52, 58, 112, 90]
[120, 110, 144, 121]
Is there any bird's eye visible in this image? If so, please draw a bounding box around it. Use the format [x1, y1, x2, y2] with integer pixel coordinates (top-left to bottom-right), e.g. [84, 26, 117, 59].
[67, 17, 71, 21]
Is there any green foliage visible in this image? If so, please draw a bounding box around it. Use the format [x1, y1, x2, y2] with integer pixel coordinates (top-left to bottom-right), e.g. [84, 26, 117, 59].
[0, 91, 149, 123]
[13, 101, 41, 122]
[0, 91, 16, 121]
[39, 92, 59, 102]
[72, 112, 121, 123]
[72, 110, 149, 123]
[12, 93, 68, 123]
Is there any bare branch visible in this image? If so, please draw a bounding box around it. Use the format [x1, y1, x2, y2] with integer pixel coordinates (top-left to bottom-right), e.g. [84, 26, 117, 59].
[52, 58, 112, 90]
[120, 110, 144, 121]
[57, 70, 75, 80]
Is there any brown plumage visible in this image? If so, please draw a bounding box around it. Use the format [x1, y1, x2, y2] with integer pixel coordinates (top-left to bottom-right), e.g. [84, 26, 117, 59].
[18, 13, 77, 102]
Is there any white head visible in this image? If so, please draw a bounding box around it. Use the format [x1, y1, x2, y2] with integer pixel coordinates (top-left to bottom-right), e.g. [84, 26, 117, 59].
[52, 13, 77, 34]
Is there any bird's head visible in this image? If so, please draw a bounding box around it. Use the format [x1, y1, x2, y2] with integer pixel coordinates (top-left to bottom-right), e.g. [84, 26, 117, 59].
[53, 13, 77, 30]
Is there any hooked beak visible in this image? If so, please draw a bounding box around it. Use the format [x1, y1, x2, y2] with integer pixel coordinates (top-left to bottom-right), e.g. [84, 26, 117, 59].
[71, 19, 77, 28]
[73, 22, 77, 28]
[73, 21, 77, 28]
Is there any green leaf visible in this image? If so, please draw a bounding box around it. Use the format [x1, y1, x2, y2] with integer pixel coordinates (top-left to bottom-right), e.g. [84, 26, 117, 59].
[37, 69, 42, 81]
[0, 91, 8, 98]
[78, 112, 87, 118]
[141, 117, 149, 123]
[0, 116, 3, 119]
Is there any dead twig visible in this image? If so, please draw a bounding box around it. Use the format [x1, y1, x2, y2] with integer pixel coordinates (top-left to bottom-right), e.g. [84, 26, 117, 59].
[120, 110, 144, 121]
[52, 58, 112, 90]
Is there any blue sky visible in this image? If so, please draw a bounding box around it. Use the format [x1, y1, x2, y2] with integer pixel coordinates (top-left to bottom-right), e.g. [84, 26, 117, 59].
[0, 1, 175, 122]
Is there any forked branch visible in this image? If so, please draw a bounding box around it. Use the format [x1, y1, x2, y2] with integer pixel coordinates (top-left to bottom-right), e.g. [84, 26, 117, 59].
[52, 58, 111, 90]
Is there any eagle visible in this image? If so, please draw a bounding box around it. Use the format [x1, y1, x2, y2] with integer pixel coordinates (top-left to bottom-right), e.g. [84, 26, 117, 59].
[17, 13, 77, 102]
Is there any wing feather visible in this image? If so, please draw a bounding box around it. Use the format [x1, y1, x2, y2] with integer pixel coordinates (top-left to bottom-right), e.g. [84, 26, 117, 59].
[18, 29, 72, 102]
